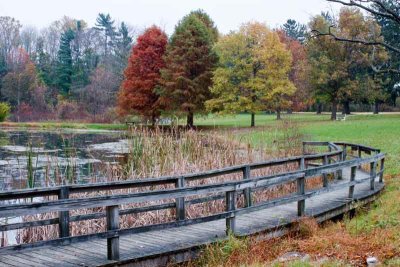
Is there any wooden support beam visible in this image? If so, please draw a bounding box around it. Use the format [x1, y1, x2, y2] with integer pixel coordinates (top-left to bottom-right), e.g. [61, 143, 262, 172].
[323, 155, 328, 188]
[175, 176, 186, 221]
[337, 153, 343, 180]
[106, 205, 119, 261]
[225, 191, 236, 235]
[379, 158, 385, 183]
[297, 175, 305, 217]
[242, 166, 252, 208]
[348, 166, 357, 199]
[370, 161, 377, 190]
[58, 186, 70, 238]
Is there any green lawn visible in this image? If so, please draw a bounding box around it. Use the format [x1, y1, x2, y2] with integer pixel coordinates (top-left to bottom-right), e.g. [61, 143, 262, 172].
[203, 113, 399, 174]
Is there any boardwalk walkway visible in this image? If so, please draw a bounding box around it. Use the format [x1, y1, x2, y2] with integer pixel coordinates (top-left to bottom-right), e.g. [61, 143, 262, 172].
[0, 142, 385, 266]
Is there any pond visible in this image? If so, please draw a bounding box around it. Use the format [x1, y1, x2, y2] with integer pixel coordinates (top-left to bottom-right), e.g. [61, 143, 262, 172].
[0, 128, 131, 191]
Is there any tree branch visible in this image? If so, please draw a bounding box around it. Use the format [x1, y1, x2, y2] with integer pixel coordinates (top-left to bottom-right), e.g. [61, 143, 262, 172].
[311, 28, 400, 54]
[327, 0, 400, 25]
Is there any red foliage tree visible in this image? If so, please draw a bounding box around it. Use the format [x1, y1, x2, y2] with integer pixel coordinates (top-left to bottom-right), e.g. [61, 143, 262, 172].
[118, 26, 167, 124]
[277, 30, 312, 111]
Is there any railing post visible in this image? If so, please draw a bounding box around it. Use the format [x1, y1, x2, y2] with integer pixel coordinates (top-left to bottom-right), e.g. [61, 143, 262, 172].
[343, 145, 347, 160]
[299, 157, 305, 170]
[348, 166, 357, 199]
[323, 155, 328, 187]
[298, 156, 306, 215]
[370, 161, 377, 190]
[242, 166, 252, 207]
[106, 205, 120, 261]
[225, 190, 236, 235]
[58, 186, 70, 238]
[379, 158, 385, 183]
[337, 152, 343, 180]
[175, 176, 186, 221]
[297, 174, 305, 217]
[358, 147, 362, 169]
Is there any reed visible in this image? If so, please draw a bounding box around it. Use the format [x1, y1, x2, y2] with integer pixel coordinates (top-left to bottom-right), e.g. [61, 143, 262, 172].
[9, 123, 328, 246]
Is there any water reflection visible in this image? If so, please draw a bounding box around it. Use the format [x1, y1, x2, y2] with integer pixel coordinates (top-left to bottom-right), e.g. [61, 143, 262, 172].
[0, 129, 130, 190]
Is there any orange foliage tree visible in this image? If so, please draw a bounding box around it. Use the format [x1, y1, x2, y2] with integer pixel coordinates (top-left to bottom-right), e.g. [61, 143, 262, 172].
[118, 26, 167, 124]
[277, 30, 312, 111]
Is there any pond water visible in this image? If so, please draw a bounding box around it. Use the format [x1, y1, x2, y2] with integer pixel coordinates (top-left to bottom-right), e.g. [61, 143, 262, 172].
[0, 128, 131, 191]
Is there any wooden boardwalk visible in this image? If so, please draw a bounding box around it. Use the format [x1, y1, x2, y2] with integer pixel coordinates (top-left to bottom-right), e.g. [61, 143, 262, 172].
[0, 142, 385, 266]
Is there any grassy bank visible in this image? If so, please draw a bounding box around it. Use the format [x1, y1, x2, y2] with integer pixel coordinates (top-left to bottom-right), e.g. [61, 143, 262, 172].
[0, 121, 128, 131]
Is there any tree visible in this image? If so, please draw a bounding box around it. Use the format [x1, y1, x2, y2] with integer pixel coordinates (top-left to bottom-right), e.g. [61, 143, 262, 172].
[189, 9, 219, 42]
[95, 13, 117, 58]
[0, 17, 21, 66]
[118, 26, 167, 124]
[281, 19, 307, 43]
[308, 9, 387, 119]
[82, 66, 119, 121]
[160, 12, 218, 127]
[206, 22, 295, 126]
[316, 1, 400, 71]
[277, 30, 311, 112]
[56, 28, 75, 96]
[1, 49, 38, 121]
[113, 22, 134, 81]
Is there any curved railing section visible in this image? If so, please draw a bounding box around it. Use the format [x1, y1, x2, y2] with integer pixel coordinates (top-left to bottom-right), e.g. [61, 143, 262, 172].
[0, 141, 385, 261]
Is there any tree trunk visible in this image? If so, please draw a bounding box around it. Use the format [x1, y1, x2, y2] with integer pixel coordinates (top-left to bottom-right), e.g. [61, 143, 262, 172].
[316, 103, 322, 114]
[343, 100, 351, 115]
[251, 113, 255, 127]
[151, 113, 156, 126]
[276, 109, 281, 120]
[331, 100, 337, 120]
[374, 100, 379, 114]
[187, 111, 194, 128]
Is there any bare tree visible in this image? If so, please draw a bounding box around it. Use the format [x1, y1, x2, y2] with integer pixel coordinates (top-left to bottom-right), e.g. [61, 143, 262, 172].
[0, 17, 21, 65]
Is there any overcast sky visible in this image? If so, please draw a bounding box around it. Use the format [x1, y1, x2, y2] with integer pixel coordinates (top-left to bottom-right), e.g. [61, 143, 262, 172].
[0, 0, 341, 34]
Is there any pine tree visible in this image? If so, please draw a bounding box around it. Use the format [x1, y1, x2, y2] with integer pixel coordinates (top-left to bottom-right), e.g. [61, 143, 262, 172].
[95, 13, 117, 57]
[282, 19, 307, 43]
[56, 28, 75, 96]
[160, 12, 218, 127]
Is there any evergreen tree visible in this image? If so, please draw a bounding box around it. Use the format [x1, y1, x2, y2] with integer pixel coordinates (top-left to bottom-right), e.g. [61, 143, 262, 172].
[56, 28, 75, 96]
[160, 12, 218, 127]
[95, 13, 117, 57]
[113, 22, 133, 80]
[282, 19, 307, 43]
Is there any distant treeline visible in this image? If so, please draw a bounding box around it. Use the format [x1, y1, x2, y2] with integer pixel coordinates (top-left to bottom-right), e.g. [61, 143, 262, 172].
[0, 1, 399, 125]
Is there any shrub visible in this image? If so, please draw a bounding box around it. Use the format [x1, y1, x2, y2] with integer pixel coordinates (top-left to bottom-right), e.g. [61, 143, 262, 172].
[0, 102, 10, 122]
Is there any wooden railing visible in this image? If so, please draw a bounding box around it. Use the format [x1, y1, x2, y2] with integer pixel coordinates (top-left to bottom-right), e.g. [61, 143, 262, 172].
[0, 142, 385, 261]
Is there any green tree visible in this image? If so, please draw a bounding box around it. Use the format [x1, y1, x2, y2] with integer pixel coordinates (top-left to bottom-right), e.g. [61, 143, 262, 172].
[160, 12, 218, 127]
[206, 22, 295, 126]
[281, 19, 307, 43]
[308, 8, 387, 119]
[56, 28, 75, 96]
[95, 13, 117, 58]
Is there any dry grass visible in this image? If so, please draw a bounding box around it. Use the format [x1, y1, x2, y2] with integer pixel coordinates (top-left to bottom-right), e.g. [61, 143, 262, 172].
[6, 123, 314, 246]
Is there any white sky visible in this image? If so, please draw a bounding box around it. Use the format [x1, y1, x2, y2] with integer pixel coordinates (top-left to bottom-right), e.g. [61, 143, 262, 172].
[0, 0, 341, 34]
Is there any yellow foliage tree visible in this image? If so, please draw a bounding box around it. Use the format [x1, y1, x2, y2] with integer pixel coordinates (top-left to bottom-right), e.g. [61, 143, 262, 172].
[206, 22, 295, 126]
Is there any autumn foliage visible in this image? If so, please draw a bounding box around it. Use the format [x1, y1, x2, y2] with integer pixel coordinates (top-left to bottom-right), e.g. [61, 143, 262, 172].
[118, 26, 167, 123]
[277, 30, 312, 111]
